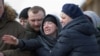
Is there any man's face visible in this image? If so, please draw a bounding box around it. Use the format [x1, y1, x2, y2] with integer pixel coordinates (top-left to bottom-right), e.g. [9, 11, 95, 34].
[0, 0, 4, 18]
[28, 11, 44, 31]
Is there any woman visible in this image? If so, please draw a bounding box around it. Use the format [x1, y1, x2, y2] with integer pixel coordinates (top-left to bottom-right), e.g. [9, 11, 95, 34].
[49, 3, 99, 56]
[2, 14, 62, 56]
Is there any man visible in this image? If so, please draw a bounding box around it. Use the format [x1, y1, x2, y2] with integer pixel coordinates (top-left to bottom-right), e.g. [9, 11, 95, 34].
[10, 6, 46, 56]
[14, 7, 46, 56]
[2, 14, 62, 56]
[0, 0, 46, 56]
[9, 6, 46, 56]
[0, 0, 27, 56]
[19, 7, 31, 28]
[25, 6, 46, 39]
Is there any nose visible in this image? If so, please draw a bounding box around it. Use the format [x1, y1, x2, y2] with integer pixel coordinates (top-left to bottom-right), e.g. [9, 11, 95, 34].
[44, 23, 49, 28]
[34, 21, 39, 26]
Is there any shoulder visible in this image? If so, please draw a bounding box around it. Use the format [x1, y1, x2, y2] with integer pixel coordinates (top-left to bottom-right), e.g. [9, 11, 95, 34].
[8, 21, 24, 28]
[3, 4, 17, 21]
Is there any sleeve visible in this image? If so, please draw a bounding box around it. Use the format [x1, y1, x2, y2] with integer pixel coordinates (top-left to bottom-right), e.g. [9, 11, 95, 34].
[16, 38, 42, 51]
[50, 30, 73, 56]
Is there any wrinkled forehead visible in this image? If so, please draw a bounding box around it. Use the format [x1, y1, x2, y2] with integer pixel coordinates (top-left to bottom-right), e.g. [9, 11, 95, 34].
[28, 10, 44, 19]
[28, 13, 43, 21]
[29, 10, 44, 16]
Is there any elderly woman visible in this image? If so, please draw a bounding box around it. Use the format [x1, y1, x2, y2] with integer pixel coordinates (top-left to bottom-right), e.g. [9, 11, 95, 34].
[49, 3, 99, 56]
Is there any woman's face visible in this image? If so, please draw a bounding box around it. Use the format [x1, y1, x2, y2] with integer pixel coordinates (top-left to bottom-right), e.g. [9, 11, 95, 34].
[19, 18, 28, 28]
[60, 12, 72, 27]
[43, 21, 57, 36]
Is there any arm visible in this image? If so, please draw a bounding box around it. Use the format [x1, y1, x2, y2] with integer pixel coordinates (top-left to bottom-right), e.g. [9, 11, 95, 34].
[2, 35, 41, 51]
[50, 30, 72, 56]
[17, 38, 41, 51]
[1, 35, 41, 56]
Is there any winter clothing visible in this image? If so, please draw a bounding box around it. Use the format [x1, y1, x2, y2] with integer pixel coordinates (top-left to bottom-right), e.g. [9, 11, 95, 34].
[84, 11, 100, 28]
[40, 14, 62, 49]
[19, 7, 31, 19]
[25, 23, 41, 39]
[0, 3, 25, 50]
[84, 11, 100, 51]
[3, 22, 42, 56]
[97, 29, 100, 51]
[17, 14, 62, 56]
[62, 4, 84, 19]
[0, 4, 30, 56]
[49, 4, 99, 56]
[50, 15, 99, 56]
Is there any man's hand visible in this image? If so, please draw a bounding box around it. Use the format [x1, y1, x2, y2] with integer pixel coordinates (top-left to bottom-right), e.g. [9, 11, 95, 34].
[2, 35, 19, 45]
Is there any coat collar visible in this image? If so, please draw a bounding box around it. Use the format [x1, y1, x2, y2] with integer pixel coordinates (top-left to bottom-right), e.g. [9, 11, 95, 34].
[63, 15, 97, 36]
[0, 4, 17, 29]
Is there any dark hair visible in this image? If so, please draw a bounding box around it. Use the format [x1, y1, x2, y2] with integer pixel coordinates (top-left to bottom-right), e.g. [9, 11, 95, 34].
[19, 7, 31, 19]
[29, 6, 46, 16]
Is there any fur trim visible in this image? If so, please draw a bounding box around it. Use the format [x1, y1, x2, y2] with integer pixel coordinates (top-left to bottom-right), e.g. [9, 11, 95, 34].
[3, 4, 18, 21]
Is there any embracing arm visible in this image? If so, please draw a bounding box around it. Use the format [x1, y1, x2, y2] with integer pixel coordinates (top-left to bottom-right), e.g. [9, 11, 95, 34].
[49, 30, 73, 56]
[2, 35, 42, 51]
[17, 38, 41, 51]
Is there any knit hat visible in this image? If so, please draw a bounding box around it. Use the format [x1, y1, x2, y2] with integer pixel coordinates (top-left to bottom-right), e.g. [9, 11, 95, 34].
[19, 7, 31, 19]
[44, 16, 57, 26]
[84, 11, 100, 28]
[62, 3, 84, 19]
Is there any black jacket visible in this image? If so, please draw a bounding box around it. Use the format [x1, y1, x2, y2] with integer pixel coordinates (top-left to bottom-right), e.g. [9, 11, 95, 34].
[96, 28, 100, 51]
[17, 14, 62, 56]
[50, 15, 100, 56]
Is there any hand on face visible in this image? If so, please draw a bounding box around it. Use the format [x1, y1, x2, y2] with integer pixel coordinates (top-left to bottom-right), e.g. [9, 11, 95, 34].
[2, 35, 19, 45]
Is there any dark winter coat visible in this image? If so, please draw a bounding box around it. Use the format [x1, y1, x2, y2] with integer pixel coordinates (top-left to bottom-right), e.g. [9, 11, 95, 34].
[17, 14, 62, 56]
[49, 15, 100, 56]
[0, 4, 31, 56]
[96, 28, 100, 51]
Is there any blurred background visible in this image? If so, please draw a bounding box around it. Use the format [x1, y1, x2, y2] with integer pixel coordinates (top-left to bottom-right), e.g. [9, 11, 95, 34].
[5, 0, 100, 20]
[5, 0, 85, 14]
[81, 0, 100, 17]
